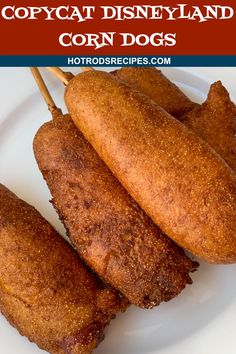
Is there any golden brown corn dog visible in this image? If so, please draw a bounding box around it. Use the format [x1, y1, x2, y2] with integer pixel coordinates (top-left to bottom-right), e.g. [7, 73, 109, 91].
[65, 70, 236, 264]
[182, 81, 236, 171]
[34, 110, 197, 309]
[0, 183, 125, 354]
[113, 69, 236, 172]
[113, 67, 197, 118]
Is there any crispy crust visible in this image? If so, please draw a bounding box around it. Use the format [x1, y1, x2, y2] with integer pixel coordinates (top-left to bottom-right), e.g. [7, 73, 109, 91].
[114, 70, 236, 175]
[33, 114, 197, 308]
[65, 70, 236, 264]
[113, 67, 197, 118]
[0, 184, 125, 354]
[182, 81, 236, 171]
[113, 70, 236, 173]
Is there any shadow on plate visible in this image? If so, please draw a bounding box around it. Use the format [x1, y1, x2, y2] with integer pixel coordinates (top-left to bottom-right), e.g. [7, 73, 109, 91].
[95, 260, 236, 354]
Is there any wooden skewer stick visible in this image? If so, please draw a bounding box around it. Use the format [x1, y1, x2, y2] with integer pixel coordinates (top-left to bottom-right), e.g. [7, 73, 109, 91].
[30, 67, 57, 113]
[46, 67, 94, 85]
[30, 67, 62, 117]
[46, 67, 71, 85]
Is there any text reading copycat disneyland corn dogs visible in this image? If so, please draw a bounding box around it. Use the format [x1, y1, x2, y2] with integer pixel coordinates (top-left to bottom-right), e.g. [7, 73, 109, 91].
[0, 4, 234, 49]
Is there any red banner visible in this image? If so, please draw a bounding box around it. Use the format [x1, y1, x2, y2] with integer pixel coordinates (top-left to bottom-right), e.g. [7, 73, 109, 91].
[0, 0, 235, 55]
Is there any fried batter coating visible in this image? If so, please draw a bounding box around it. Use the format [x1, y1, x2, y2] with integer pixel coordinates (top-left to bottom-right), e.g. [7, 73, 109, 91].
[182, 81, 236, 171]
[115, 69, 236, 171]
[113, 67, 197, 118]
[113, 70, 236, 171]
[65, 70, 236, 264]
[0, 183, 126, 354]
[33, 112, 197, 309]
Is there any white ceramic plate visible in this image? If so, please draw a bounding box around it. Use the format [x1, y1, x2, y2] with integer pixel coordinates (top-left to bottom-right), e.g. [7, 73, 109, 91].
[0, 67, 236, 354]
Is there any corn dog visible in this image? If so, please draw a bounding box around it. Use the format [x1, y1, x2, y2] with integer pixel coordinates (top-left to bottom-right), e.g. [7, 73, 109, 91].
[34, 110, 197, 309]
[113, 69, 236, 172]
[113, 67, 197, 118]
[182, 81, 236, 171]
[65, 70, 236, 264]
[32, 67, 197, 309]
[0, 183, 125, 354]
